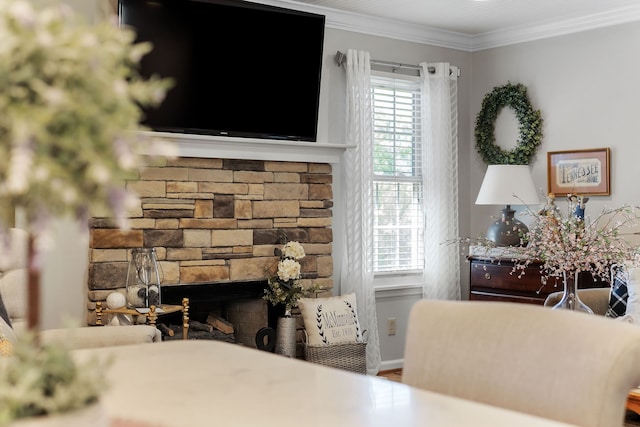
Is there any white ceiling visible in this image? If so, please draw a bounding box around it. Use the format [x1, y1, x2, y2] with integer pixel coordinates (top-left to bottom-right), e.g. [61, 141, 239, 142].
[290, 0, 640, 35]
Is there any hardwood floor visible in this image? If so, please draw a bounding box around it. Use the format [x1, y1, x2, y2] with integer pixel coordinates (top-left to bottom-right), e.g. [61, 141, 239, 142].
[377, 368, 402, 383]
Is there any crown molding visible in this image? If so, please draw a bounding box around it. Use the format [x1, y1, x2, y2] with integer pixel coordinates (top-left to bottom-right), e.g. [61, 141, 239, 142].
[255, 0, 474, 51]
[320, 8, 473, 52]
[254, 0, 640, 52]
[471, 4, 640, 51]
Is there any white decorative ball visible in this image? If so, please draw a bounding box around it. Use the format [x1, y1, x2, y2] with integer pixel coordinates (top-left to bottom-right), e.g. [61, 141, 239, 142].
[106, 292, 126, 309]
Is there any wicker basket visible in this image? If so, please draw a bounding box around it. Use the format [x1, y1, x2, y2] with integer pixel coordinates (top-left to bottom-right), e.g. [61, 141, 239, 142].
[303, 331, 367, 375]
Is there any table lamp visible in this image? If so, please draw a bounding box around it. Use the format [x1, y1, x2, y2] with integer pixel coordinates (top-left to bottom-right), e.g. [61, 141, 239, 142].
[475, 164, 540, 246]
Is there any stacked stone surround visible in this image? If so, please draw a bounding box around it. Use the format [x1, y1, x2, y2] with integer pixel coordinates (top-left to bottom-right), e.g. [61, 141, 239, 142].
[87, 157, 334, 329]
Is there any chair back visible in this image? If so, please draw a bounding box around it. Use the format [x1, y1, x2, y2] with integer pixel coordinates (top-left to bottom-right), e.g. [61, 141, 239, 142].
[402, 299, 640, 427]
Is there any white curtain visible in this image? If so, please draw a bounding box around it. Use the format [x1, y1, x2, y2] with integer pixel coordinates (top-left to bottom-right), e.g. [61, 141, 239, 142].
[340, 49, 381, 375]
[420, 62, 461, 300]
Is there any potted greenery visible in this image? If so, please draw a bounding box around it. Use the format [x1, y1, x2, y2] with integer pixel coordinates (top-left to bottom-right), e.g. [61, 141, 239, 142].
[0, 0, 173, 424]
[263, 240, 308, 318]
[263, 239, 323, 357]
[0, 333, 109, 426]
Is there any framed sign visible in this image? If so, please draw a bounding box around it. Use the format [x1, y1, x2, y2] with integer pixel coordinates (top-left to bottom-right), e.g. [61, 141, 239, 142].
[547, 148, 610, 196]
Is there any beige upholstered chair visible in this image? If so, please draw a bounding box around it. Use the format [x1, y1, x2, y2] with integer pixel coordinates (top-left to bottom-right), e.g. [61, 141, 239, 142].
[402, 299, 640, 427]
[544, 288, 610, 315]
[0, 228, 161, 348]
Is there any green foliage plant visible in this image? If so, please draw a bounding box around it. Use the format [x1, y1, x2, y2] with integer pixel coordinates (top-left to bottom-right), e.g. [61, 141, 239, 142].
[474, 82, 543, 165]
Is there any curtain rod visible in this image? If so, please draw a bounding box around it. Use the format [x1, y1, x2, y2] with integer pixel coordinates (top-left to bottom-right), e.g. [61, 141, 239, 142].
[334, 50, 460, 77]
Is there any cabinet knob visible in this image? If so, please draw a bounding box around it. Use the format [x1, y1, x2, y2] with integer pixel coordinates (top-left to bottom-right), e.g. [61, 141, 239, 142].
[484, 273, 491, 280]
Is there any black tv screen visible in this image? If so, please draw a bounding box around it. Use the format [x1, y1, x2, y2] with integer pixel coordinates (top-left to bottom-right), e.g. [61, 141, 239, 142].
[118, 0, 325, 142]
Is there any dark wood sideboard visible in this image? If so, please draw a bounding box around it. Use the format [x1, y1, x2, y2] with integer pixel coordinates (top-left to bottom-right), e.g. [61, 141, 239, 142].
[468, 256, 608, 305]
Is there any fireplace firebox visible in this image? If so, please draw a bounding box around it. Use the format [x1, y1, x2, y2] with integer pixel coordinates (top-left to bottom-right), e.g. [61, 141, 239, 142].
[160, 281, 283, 347]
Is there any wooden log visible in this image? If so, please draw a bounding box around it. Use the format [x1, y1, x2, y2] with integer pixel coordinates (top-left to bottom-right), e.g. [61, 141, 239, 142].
[157, 323, 174, 337]
[163, 326, 235, 343]
[207, 313, 234, 334]
[200, 329, 235, 343]
[189, 319, 213, 333]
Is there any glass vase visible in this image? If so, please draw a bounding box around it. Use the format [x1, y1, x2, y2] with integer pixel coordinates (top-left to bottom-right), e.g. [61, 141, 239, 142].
[552, 271, 594, 314]
[126, 248, 161, 309]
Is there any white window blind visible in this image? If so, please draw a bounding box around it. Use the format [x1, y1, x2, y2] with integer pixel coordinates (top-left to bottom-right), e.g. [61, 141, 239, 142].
[371, 75, 424, 274]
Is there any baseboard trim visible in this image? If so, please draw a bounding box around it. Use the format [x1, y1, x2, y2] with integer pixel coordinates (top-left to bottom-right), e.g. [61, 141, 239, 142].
[380, 359, 404, 371]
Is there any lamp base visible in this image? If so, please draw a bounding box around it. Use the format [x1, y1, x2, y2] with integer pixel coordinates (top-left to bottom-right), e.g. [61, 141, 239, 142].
[486, 206, 528, 247]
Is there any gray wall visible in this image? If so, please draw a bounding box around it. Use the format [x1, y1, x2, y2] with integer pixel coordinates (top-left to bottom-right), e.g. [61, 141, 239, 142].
[469, 22, 640, 245]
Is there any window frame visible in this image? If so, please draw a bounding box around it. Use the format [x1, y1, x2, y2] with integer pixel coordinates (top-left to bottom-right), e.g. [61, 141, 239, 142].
[370, 71, 425, 287]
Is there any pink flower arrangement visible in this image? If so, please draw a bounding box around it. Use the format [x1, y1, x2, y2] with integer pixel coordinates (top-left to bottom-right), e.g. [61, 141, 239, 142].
[515, 200, 640, 283]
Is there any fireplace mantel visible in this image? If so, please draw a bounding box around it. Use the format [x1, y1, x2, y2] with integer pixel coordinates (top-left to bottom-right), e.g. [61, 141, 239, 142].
[140, 131, 352, 164]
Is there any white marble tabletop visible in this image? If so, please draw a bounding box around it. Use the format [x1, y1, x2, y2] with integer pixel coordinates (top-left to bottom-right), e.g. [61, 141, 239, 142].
[74, 340, 576, 427]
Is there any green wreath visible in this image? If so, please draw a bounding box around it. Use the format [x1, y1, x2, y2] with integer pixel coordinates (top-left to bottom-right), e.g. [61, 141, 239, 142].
[474, 83, 543, 165]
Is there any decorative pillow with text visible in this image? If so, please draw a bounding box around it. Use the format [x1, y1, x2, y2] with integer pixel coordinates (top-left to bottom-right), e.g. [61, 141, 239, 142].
[298, 293, 363, 345]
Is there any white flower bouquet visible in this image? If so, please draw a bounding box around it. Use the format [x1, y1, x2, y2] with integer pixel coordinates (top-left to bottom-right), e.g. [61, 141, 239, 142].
[263, 241, 307, 315]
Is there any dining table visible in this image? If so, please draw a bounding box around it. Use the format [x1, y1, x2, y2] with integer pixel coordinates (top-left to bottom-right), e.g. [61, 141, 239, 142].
[73, 339, 577, 427]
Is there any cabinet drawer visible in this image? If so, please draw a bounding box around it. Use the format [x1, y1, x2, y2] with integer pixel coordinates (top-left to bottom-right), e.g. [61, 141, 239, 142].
[470, 290, 546, 305]
[470, 262, 554, 294]
[468, 256, 608, 304]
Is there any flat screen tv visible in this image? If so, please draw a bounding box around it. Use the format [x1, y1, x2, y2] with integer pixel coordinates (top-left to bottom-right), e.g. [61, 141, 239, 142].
[118, 0, 325, 142]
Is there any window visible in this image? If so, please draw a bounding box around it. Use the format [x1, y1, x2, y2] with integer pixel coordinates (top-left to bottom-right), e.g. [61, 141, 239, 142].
[371, 75, 424, 275]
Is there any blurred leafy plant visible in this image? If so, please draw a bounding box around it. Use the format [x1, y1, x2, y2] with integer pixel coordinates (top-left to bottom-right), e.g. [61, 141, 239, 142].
[0, 0, 176, 245]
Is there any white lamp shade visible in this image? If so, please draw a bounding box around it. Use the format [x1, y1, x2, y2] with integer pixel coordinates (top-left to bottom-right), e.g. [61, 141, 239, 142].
[475, 165, 540, 206]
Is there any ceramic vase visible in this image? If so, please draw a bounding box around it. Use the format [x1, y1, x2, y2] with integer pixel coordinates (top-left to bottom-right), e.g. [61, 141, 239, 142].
[552, 271, 594, 314]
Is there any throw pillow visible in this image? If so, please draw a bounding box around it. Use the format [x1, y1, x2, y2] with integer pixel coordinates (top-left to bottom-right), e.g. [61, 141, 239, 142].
[0, 268, 28, 323]
[298, 293, 363, 345]
[623, 266, 640, 323]
[0, 289, 11, 328]
[605, 269, 628, 318]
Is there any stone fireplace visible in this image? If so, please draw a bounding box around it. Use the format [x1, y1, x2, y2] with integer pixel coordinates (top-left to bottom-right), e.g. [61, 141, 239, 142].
[87, 156, 334, 351]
